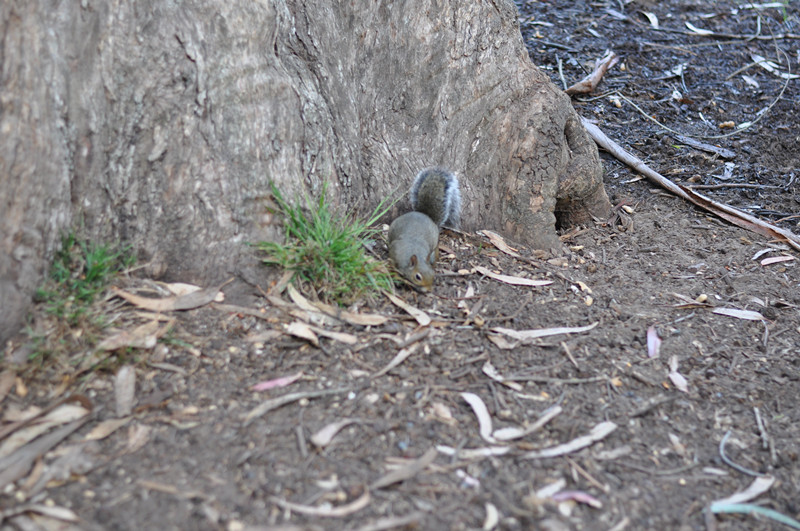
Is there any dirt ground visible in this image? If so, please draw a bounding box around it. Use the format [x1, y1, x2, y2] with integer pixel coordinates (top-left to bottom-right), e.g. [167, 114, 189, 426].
[3, 0, 800, 530]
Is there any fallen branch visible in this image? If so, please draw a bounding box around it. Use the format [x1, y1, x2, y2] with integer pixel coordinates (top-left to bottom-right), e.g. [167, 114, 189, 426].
[582, 117, 800, 251]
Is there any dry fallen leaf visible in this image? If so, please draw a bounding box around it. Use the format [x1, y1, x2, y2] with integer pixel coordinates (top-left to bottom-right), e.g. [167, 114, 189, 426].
[712, 307, 766, 321]
[482, 361, 523, 391]
[115, 365, 136, 417]
[474, 265, 553, 287]
[436, 445, 511, 459]
[310, 419, 360, 448]
[461, 392, 497, 443]
[668, 356, 689, 393]
[491, 322, 598, 342]
[251, 372, 304, 392]
[285, 321, 319, 346]
[84, 417, 133, 441]
[522, 421, 617, 459]
[384, 292, 431, 326]
[370, 448, 437, 490]
[711, 475, 775, 506]
[270, 490, 371, 518]
[647, 325, 662, 358]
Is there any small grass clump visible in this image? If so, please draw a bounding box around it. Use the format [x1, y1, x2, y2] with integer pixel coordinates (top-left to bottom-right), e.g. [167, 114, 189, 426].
[25, 234, 134, 367]
[36, 234, 134, 325]
[257, 183, 395, 304]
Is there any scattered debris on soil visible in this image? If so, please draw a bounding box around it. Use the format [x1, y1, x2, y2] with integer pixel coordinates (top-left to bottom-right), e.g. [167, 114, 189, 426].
[2, 1, 799, 530]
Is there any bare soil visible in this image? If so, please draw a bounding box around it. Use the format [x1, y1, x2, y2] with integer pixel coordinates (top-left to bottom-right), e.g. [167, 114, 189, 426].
[3, 1, 800, 530]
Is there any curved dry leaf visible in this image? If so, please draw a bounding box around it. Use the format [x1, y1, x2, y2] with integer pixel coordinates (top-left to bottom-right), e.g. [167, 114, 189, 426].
[270, 490, 371, 518]
[370, 447, 437, 490]
[84, 416, 132, 441]
[551, 490, 603, 508]
[483, 502, 500, 530]
[115, 365, 136, 417]
[474, 265, 553, 287]
[761, 255, 795, 266]
[482, 361, 523, 391]
[310, 419, 359, 448]
[384, 292, 431, 326]
[711, 475, 775, 507]
[285, 321, 319, 346]
[492, 405, 562, 442]
[436, 445, 511, 459]
[523, 421, 617, 459]
[647, 325, 662, 358]
[491, 322, 598, 341]
[641, 11, 658, 28]
[371, 343, 420, 379]
[461, 392, 496, 443]
[712, 307, 765, 321]
[479, 230, 522, 258]
[668, 356, 689, 393]
[685, 21, 714, 35]
[251, 372, 303, 392]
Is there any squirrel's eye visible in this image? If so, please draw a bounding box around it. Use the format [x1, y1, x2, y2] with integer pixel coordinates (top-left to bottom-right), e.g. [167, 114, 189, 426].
[415, 273, 423, 282]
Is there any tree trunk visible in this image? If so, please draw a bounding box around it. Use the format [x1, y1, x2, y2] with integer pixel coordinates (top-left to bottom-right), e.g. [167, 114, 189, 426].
[0, 0, 609, 344]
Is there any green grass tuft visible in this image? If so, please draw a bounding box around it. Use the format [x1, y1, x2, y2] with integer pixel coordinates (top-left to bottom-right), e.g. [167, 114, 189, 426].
[35, 234, 134, 326]
[257, 183, 395, 304]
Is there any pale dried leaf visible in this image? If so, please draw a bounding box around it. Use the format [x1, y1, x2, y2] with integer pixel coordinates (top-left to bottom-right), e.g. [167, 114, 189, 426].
[685, 21, 714, 35]
[7, 504, 80, 522]
[482, 361, 523, 391]
[668, 356, 689, 393]
[270, 490, 371, 518]
[84, 417, 132, 441]
[310, 419, 359, 448]
[115, 365, 136, 417]
[713, 307, 766, 321]
[431, 402, 455, 425]
[286, 284, 388, 326]
[384, 292, 431, 326]
[162, 282, 224, 302]
[114, 281, 227, 312]
[461, 392, 496, 443]
[491, 322, 598, 341]
[474, 265, 553, 287]
[711, 475, 775, 507]
[285, 321, 319, 346]
[647, 325, 662, 358]
[492, 406, 562, 442]
[0, 404, 90, 459]
[97, 320, 162, 351]
[308, 325, 358, 344]
[126, 423, 152, 454]
[479, 230, 522, 258]
[251, 372, 303, 392]
[487, 334, 518, 350]
[641, 11, 658, 28]
[483, 502, 500, 530]
[535, 479, 568, 500]
[761, 255, 795, 266]
[242, 388, 350, 426]
[371, 343, 420, 378]
[551, 490, 603, 508]
[370, 448, 437, 489]
[523, 421, 617, 458]
[436, 445, 511, 459]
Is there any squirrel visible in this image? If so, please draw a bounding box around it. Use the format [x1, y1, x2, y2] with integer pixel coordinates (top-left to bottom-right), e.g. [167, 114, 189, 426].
[388, 168, 461, 291]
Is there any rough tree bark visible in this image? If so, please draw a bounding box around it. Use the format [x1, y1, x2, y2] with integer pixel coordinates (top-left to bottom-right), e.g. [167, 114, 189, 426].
[0, 0, 610, 344]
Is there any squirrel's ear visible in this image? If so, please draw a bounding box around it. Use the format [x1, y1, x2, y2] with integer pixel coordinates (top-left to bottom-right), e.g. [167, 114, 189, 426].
[409, 255, 418, 266]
